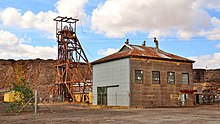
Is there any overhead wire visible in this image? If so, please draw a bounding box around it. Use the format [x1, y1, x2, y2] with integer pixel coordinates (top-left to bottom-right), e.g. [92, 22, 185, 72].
[1, 36, 220, 43]
[80, 41, 95, 60]
[77, 19, 95, 60]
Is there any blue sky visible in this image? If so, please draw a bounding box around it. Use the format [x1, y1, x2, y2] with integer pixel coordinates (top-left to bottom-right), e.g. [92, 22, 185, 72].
[0, 0, 220, 69]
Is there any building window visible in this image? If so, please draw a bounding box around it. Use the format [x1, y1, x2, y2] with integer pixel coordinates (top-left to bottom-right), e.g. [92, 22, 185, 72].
[135, 70, 144, 83]
[152, 71, 160, 84]
[167, 72, 175, 84]
[182, 73, 189, 84]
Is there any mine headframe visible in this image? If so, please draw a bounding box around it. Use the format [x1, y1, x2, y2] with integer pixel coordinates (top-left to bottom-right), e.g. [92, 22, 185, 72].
[53, 16, 92, 102]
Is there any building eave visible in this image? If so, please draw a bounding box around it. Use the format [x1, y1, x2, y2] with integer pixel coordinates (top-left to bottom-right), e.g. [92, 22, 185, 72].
[91, 55, 130, 65]
[130, 55, 195, 63]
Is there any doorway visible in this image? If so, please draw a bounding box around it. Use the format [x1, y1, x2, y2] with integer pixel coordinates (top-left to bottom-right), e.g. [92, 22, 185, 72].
[97, 87, 107, 105]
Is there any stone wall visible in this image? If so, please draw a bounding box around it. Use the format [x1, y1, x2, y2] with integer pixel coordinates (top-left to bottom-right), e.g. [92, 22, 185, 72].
[130, 58, 194, 107]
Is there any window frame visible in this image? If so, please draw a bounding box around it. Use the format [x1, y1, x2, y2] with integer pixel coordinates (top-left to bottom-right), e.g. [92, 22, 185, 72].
[134, 70, 144, 84]
[167, 72, 175, 84]
[182, 73, 189, 84]
[152, 71, 160, 84]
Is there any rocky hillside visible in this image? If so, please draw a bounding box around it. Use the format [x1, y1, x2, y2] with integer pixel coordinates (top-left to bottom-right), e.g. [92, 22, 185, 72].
[193, 69, 220, 83]
[0, 59, 56, 98]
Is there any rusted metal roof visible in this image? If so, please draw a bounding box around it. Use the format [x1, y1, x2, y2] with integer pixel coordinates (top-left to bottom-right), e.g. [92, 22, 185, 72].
[92, 44, 195, 64]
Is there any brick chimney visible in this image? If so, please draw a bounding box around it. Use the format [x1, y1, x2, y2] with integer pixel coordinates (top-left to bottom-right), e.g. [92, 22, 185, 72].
[125, 39, 129, 45]
[154, 37, 159, 49]
[142, 40, 146, 46]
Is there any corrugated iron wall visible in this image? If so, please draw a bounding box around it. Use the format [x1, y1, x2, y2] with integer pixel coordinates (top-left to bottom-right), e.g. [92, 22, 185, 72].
[92, 58, 130, 106]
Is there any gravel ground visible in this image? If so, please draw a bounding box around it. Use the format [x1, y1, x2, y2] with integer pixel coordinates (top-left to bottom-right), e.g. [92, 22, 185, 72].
[0, 102, 220, 124]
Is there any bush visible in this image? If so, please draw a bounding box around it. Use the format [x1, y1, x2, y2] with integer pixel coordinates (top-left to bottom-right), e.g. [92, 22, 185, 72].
[6, 77, 34, 112]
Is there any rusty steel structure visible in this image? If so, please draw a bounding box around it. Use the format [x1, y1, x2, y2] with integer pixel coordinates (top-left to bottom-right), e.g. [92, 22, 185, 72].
[202, 84, 220, 103]
[193, 69, 220, 104]
[52, 16, 92, 102]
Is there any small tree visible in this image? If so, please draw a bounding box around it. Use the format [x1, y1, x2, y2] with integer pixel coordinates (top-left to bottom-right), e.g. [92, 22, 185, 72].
[6, 77, 34, 112]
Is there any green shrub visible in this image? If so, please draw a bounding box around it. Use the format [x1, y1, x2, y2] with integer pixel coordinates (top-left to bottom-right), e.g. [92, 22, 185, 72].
[6, 77, 34, 112]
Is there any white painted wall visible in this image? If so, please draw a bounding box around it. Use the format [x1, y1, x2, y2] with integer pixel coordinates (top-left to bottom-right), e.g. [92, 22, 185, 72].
[92, 58, 130, 106]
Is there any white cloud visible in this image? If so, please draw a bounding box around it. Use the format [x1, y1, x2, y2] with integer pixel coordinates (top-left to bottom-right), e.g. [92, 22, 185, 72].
[98, 48, 119, 56]
[91, 0, 220, 39]
[0, 0, 88, 34]
[0, 0, 88, 59]
[198, 17, 220, 40]
[56, 0, 88, 22]
[216, 44, 220, 48]
[205, 0, 220, 12]
[0, 7, 57, 34]
[189, 53, 220, 69]
[0, 30, 57, 59]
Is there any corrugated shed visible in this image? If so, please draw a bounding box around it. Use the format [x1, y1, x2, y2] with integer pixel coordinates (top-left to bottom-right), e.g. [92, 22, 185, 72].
[92, 58, 130, 106]
[92, 44, 195, 64]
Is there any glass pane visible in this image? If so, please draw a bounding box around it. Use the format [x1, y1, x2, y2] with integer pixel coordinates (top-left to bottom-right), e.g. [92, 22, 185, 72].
[182, 73, 189, 84]
[135, 70, 144, 83]
[167, 72, 175, 84]
[152, 71, 160, 84]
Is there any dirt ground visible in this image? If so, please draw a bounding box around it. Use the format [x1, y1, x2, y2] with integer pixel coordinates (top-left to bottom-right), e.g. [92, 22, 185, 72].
[0, 102, 220, 124]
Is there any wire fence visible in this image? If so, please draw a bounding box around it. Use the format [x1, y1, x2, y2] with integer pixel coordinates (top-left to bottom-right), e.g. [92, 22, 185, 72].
[93, 93, 220, 108]
[2, 91, 220, 115]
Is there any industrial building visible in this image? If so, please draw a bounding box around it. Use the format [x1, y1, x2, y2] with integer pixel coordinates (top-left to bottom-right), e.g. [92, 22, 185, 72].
[92, 39, 195, 107]
[193, 69, 220, 104]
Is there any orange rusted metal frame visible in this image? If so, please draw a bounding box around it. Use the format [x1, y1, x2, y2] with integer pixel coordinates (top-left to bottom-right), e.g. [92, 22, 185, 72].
[53, 16, 92, 102]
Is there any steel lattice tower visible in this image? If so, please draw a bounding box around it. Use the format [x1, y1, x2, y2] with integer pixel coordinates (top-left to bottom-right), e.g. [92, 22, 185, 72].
[52, 16, 92, 102]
